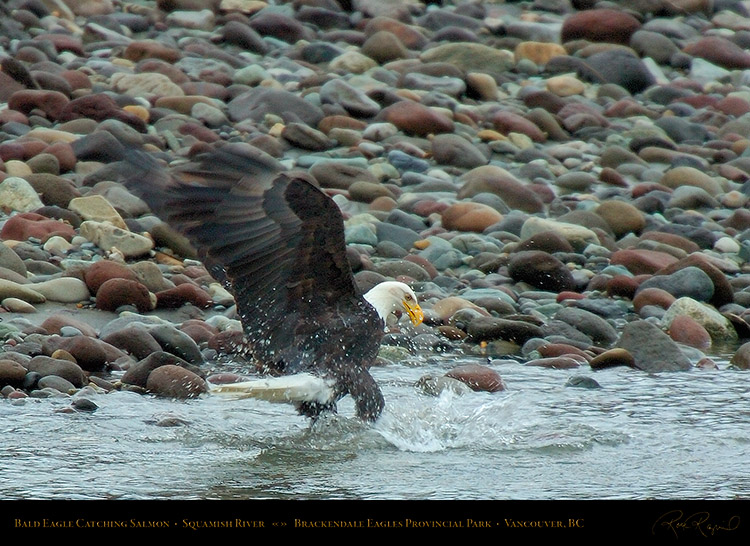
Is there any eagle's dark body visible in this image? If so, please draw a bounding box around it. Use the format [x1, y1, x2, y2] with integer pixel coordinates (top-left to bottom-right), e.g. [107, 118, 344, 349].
[120, 143, 386, 420]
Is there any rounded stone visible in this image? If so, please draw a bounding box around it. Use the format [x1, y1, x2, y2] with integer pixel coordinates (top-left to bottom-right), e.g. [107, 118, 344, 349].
[444, 364, 506, 392]
[146, 364, 207, 399]
[95, 278, 154, 313]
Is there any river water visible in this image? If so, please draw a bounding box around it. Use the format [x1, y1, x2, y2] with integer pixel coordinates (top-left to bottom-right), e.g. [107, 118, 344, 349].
[2, 350, 749, 502]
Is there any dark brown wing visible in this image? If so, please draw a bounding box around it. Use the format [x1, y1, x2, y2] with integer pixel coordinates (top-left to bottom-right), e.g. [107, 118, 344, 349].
[120, 142, 386, 420]
[119, 142, 366, 351]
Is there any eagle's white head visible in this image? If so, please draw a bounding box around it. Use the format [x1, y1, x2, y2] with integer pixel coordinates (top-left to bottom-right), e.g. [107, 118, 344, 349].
[363, 281, 424, 327]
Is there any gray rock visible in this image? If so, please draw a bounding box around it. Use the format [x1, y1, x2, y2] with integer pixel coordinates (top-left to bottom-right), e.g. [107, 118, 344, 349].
[616, 320, 692, 371]
[635, 266, 715, 303]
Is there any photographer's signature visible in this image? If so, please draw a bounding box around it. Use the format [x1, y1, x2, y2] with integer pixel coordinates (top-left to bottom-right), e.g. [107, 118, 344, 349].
[652, 510, 740, 538]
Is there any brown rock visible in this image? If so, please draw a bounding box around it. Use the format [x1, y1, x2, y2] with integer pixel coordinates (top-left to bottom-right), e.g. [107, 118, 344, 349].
[490, 111, 547, 142]
[667, 314, 712, 349]
[0, 359, 27, 387]
[95, 278, 153, 313]
[589, 348, 636, 370]
[156, 283, 213, 309]
[445, 364, 505, 392]
[376, 100, 454, 136]
[458, 165, 545, 213]
[0, 212, 76, 242]
[101, 324, 164, 361]
[361, 31, 410, 64]
[84, 260, 139, 294]
[364, 16, 428, 50]
[730, 342, 750, 370]
[514, 41, 568, 65]
[124, 40, 181, 63]
[508, 251, 576, 292]
[561, 9, 641, 45]
[683, 36, 750, 69]
[632, 287, 676, 313]
[526, 356, 582, 369]
[595, 200, 645, 237]
[441, 202, 503, 232]
[610, 249, 679, 275]
[146, 364, 207, 399]
[7, 89, 69, 121]
[40, 314, 98, 337]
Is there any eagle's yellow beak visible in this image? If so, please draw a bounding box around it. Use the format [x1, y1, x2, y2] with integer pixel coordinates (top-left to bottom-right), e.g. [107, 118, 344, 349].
[403, 299, 424, 326]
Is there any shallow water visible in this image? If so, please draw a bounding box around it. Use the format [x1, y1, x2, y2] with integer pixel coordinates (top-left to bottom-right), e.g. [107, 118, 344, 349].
[1, 353, 749, 501]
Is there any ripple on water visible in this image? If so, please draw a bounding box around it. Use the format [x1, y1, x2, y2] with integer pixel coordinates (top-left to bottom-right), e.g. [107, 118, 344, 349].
[2, 355, 750, 499]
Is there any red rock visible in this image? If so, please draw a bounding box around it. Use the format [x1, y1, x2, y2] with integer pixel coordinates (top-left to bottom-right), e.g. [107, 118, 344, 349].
[557, 291, 585, 302]
[207, 329, 246, 355]
[364, 16, 428, 49]
[40, 314, 98, 337]
[561, 9, 641, 45]
[146, 364, 207, 399]
[34, 33, 85, 56]
[440, 202, 502, 232]
[7, 89, 70, 120]
[100, 324, 163, 360]
[0, 212, 76, 242]
[538, 343, 592, 361]
[16, 139, 47, 159]
[136, 59, 190, 84]
[57, 94, 147, 131]
[722, 209, 750, 231]
[609, 248, 679, 275]
[605, 275, 642, 299]
[457, 166, 545, 213]
[0, 72, 25, 102]
[60, 69, 92, 91]
[95, 278, 153, 313]
[179, 122, 221, 142]
[377, 100, 454, 136]
[522, 90, 565, 114]
[409, 199, 449, 217]
[667, 314, 712, 349]
[683, 36, 750, 69]
[697, 357, 719, 370]
[715, 96, 750, 117]
[490, 111, 547, 142]
[638, 231, 700, 254]
[84, 260, 139, 293]
[42, 142, 77, 172]
[205, 372, 244, 385]
[0, 109, 29, 125]
[589, 348, 635, 370]
[180, 319, 219, 344]
[730, 342, 750, 370]
[124, 40, 181, 63]
[156, 283, 213, 309]
[0, 359, 28, 387]
[631, 182, 673, 198]
[525, 356, 582, 369]
[445, 364, 506, 392]
[0, 142, 27, 162]
[632, 287, 676, 313]
[42, 335, 115, 372]
[599, 167, 627, 187]
[673, 95, 718, 109]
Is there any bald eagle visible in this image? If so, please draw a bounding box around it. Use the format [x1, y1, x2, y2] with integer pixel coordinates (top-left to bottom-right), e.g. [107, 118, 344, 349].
[120, 143, 423, 421]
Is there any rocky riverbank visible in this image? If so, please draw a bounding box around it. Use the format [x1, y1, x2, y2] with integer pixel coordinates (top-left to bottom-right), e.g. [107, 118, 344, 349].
[2, 0, 750, 411]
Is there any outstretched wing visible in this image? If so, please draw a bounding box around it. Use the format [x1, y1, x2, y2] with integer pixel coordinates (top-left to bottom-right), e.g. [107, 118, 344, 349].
[119, 142, 364, 355]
